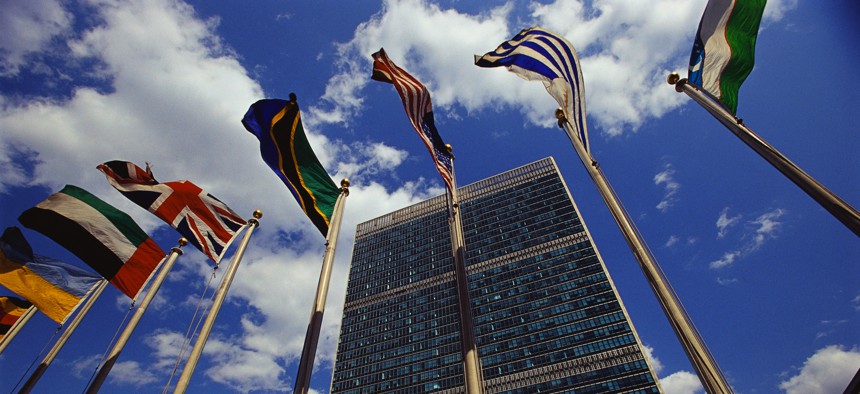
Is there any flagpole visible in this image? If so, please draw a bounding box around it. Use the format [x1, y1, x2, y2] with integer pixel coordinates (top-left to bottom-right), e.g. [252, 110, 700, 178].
[173, 211, 261, 394]
[86, 239, 186, 393]
[0, 305, 37, 354]
[19, 279, 109, 394]
[668, 72, 860, 237]
[293, 179, 350, 394]
[555, 109, 733, 394]
[445, 145, 485, 394]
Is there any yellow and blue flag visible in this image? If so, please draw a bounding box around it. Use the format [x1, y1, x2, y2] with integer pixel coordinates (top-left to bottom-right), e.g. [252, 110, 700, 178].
[0, 227, 102, 324]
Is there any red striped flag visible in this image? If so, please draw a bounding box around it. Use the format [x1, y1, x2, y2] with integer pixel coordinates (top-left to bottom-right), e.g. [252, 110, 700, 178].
[371, 48, 454, 190]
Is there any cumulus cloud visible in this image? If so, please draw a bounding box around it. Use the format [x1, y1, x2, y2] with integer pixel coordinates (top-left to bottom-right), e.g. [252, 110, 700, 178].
[642, 344, 704, 394]
[654, 163, 680, 212]
[779, 345, 860, 394]
[709, 208, 785, 269]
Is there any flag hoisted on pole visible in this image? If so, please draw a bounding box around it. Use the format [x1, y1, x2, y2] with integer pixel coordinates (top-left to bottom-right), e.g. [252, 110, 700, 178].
[242, 94, 350, 394]
[688, 0, 766, 115]
[372, 49, 484, 394]
[475, 27, 589, 153]
[98, 160, 246, 264]
[85, 239, 186, 394]
[242, 96, 341, 237]
[0, 227, 103, 324]
[0, 296, 35, 354]
[477, 27, 734, 393]
[670, 0, 860, 237]
[371, 48, 454, 190]
[18, 185, 166, 299]
[173, 211, 261, 394]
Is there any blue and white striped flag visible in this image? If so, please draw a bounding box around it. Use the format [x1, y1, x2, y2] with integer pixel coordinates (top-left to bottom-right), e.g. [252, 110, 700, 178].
[475, 27, 589, 152]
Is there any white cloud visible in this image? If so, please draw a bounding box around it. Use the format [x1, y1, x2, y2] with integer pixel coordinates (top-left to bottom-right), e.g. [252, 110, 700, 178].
[716, 207, 741, 238]
[716, 277, 738, 286]
[779, 345, 860, 394]
[654, 163, 680, 212]
[642, 344, 704, 394]
[661, 370, 705, 394]
[0, 0, 72, 76]
[107, 360, 160, 387]
[665, 235, 680, 247]
[709, 208, 785, 269]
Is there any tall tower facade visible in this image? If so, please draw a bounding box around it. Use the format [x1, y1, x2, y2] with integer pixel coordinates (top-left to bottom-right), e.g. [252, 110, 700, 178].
[331, 158, 661, 393]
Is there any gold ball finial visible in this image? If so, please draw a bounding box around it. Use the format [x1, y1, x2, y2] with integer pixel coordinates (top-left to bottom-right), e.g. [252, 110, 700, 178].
[178, 237, 188, 247]
[341, 178, 350, 188]
[445, 144, 453, 154]
[253, 210, 263, 219]
[554, 108, 565, 120]
[668, 72, 680, 85]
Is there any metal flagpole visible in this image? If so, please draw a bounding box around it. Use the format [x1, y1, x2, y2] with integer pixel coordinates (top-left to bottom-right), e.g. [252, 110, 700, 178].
[86, 239, 186, 393]
[555, 109, 733, 394]
[445, 145, 485, 394]
[19, 279, 109, 394]
[293, 179, 350, 394]
[0, 305, 36, 355]
[668, 72, 860, 237]
[173, 211, 261, 393]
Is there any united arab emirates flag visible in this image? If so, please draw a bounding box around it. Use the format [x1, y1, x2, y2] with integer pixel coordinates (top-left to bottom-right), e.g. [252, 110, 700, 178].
[18, 185, 165, 299]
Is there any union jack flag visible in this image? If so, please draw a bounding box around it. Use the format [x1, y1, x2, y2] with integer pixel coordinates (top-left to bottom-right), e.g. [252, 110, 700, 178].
[371, 48, 454, 190]
[97, 161, 245, 263]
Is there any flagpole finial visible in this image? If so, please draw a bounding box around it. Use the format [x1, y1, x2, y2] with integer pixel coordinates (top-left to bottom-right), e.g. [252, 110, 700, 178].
[289, 93, 297, 103]
[341, 178, 350, 188]
[555, 108, 566, 128]
[178, 238, 188, 247]
[253, 210, 263, 219]
[667, 72, 680, 85]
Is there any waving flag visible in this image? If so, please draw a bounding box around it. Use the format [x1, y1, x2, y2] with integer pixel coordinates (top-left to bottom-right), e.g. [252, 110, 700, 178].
[688, 0, 766, 114]
[1, 296, 32, 339]
[97, 161, 245, 263]
[476, 27, 589, 152]
[371, 48, 454, 190]
[1, 227, 102, 324]
[242, 95, 341, 237]
[18, 187, 163, 299]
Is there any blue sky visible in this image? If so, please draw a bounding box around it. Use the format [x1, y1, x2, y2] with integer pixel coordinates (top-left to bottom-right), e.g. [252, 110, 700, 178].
[1, 0, 858, 393]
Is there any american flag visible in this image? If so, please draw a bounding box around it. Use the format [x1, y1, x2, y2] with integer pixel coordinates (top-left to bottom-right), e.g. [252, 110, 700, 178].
[371, 48, 454, 190]
[97, 160, 245, 263]
[475, 27, 590, 152]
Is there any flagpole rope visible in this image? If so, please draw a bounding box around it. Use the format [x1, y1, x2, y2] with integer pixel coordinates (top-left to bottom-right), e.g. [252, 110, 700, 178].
[162, 265, 218, 394]
[9, 325, 62, 394]
[80, 300, 138, 393]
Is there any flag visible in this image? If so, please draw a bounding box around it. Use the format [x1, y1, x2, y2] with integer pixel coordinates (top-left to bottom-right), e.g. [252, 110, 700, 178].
[0, 227, 102, 323]
[18, 186, 165, 299]
[1, 296, 32, 339]
[97, 160, 245, 262]
[475, 27, 589, 152]
[688, 0, 767, 114]
[371, 48, 454, 190]
[242, 95, 341, 237]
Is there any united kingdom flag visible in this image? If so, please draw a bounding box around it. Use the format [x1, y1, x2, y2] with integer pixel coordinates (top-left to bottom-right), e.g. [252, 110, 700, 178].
[97, 161, 245, 263]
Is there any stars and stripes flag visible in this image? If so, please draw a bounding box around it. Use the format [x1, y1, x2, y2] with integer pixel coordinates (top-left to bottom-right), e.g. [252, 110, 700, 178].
[371, 48, 454, 190]
[475, 27, 590, 153]
[97, 161, 245, 264]
[688, 0, 767, 115]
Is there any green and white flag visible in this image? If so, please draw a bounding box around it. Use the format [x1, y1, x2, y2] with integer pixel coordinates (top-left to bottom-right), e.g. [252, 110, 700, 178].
[18, 185, 165, 299]
[688, 0, 767, 114]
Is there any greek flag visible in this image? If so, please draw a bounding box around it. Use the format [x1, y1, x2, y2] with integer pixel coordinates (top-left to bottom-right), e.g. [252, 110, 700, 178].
[476, 27, 589, 152]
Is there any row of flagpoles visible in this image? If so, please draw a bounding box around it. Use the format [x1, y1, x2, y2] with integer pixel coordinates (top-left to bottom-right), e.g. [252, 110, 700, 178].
[4, 0, 858, 393]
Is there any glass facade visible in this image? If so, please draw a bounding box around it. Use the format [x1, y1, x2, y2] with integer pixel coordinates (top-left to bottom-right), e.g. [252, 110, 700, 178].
[331, 158, 661, 393]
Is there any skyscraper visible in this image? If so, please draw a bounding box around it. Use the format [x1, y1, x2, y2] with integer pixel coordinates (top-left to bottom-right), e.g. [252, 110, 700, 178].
[331, 158, 661, 393]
